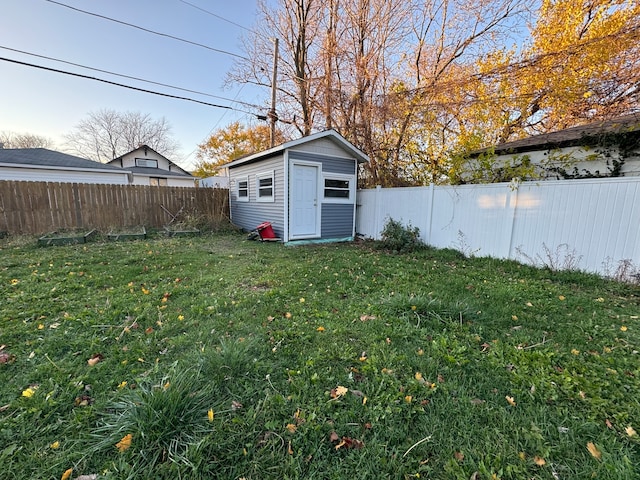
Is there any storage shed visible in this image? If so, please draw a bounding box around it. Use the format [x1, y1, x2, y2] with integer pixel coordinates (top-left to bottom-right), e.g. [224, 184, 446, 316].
[225, 130, 369, 243]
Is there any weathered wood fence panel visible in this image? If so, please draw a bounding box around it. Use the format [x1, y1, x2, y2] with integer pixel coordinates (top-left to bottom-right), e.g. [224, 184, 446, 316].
[0, 181, 229, 235]
[356, 177, 640, 276]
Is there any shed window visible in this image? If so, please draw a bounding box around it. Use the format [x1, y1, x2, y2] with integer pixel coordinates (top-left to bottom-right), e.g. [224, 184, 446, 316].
[256, 171, 275, 202]
[323, 174, 355, 203]
[237, 177, 249, 202]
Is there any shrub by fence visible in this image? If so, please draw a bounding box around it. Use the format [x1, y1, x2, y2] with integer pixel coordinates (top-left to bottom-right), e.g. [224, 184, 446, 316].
[356, 177, 640, 277]
[0, 181, 230, 235]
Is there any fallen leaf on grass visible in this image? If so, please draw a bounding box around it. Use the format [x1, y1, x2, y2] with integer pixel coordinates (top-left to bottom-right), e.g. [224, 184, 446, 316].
[534, 456, 546, 466]
[22, 385, 39, 398]
[50, 441, 60, 449]
[231, 400, 243, 411]
[75, 475, 98, 480]
[359, 315, 376, 322]
[605, 419, 613, 429]
[625, 426, 637, 437]
[0, 351, 16, 364]
[454, 451, 464, 461]
[316, 326, 325, 332]
[330, 386, 348, 399]
[334, 436, 364, 450]
[115, 433, 133, 452]
[61, 468, 73, 480]
[586, 442, 601, 460]
[505, 395, 516, 406]
[87, 354, 103, 366]
[208, 409, 214, 422]
[286, 423, 297, 433]
[74, 395, 94, 407]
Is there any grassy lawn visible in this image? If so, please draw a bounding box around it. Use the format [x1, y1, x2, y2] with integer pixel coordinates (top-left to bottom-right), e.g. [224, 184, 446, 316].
[1, 233, 638, 479]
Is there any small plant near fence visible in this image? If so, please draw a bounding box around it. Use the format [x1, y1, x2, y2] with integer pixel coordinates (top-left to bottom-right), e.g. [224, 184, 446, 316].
[602, 257, 640, 284]
[516, 243, 583, 272]
[377, 218, 424, 253]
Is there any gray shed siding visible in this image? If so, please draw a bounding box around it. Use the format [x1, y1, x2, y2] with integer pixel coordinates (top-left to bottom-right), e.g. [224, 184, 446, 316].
[321, 204, 354, 238]
[288, 150, 357, 241]
[289, 137, 349, 158]
[229, 155, 285, 237]
[288, 151, 356, 175]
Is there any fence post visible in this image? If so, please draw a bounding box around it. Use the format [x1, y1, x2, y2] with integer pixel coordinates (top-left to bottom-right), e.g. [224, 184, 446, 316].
[506, 181, 519, 260]
[374, 185, 382, 239]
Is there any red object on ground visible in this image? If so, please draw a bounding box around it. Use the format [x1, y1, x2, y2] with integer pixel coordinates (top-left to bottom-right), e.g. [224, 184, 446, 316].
[256, 222, 276, 239]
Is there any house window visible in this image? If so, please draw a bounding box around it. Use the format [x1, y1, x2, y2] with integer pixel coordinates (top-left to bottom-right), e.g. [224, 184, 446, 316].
[136, 158, 158, 168]
[237, 177, 249, 202]
[150, 177, 168, 186]
[323, 174, 354, 202]
[256, 171, 275, 202]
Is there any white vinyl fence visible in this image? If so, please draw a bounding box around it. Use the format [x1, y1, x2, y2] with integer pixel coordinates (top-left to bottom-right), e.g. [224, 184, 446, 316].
[356, 177, 640, 277]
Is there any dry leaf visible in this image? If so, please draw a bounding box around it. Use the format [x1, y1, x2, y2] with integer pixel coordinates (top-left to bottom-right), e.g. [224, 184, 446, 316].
[586, 442, 601, 460]
[329, 431, 340, 443]
[605, 419, 613, 429]
[286, 423, 297, 433]
[330, 386, 348, 398]
[115, 433, 133, 453]
[22, 385, 38, 398]
[316, 326, 325, 332]
[534, 456, 546, 466]
[334, 436, 364, 450]
[61, 468, 73, 480]
[625, 426, 637, 437]
[0, 351, 16, 364]
[454, 451, 464, 461]
[359, 314, 376, 321]
[231, 400, 243, 411]
[505, 395, 516, 406]
[87, 353, 103, 366]
[207, 408, 214, 422]
[75, 476, 98, 480]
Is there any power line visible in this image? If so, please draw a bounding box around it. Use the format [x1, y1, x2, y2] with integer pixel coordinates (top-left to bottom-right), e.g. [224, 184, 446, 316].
[0, 45, 263, 110]
[44, 0, 249, 60]
[0, 56, 264, 117]
[176, 0, 256, 35]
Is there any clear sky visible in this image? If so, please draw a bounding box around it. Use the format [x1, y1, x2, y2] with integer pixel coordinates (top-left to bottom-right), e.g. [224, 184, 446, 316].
[0, 0, 268, 169]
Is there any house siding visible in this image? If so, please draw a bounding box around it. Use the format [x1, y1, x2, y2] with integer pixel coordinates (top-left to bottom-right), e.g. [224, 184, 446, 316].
[229, 155, 285, 237]
[321, 204, 354, 238]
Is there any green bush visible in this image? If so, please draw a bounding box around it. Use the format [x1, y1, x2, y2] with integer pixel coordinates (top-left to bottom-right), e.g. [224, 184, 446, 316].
[378, 218, 424, 253]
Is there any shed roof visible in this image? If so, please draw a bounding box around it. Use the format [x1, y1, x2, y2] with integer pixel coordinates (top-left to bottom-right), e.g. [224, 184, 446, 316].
[223, 129, 370, 169]
[0, 148, 128, 172]
[474, 113, 640, 156]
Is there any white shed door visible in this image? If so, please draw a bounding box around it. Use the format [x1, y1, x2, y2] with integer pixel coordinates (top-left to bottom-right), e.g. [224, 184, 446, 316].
[290, 163, 320, 238]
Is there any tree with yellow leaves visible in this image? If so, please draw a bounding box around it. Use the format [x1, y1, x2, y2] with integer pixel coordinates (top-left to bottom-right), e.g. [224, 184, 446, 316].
[192, 122, 288, 178]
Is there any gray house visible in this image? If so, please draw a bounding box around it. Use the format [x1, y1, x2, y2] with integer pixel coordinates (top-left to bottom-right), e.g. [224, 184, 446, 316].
[0, 148, 131, 184]
[225, 130, 369, 244]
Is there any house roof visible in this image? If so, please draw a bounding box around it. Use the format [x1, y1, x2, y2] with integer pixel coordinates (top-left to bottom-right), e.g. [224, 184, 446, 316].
[475, 113, 640, 156]
[0, 148, 129, 172]
[124, 166, 194, 178]
[109, 145, 193, 177]
[223, 129, 370, 168]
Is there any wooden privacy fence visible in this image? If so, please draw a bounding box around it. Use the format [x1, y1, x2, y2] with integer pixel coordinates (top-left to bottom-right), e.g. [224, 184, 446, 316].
[356, 177, 640, 276]
[0, 181, 230, 235]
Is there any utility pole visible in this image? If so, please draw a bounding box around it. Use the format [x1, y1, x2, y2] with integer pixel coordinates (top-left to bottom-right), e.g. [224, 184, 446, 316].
[269, 38, 279, 148]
